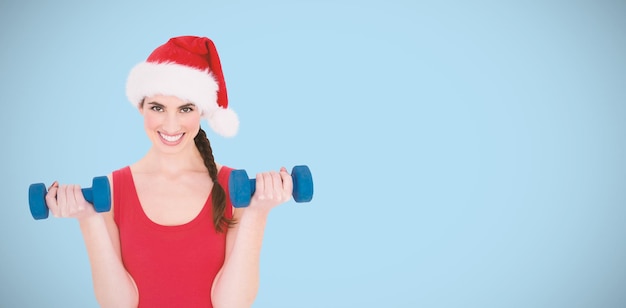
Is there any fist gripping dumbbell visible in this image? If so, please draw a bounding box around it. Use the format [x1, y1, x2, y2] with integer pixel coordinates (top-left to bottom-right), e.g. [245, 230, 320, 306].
[228, 165, 314, 208]
[28, 176, 111, 220]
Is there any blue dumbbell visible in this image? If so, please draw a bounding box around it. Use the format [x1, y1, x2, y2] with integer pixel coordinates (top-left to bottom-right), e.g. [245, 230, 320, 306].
[28, 176, 111, 220]
[228, 165, 314, 208]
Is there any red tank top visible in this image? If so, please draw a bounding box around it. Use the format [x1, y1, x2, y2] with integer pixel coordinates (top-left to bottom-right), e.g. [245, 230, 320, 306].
[113, 166, 233, 308]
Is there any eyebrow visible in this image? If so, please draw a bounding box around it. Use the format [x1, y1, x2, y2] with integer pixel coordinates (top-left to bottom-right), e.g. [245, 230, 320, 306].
[146, 101, 196, 109]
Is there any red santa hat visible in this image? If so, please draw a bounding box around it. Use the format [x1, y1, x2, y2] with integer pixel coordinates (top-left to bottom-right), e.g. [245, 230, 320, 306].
[126, 36, 239, 137]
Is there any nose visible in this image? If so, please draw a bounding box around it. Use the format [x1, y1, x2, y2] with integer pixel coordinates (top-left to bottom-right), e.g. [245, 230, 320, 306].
[162, 112, 181, 132]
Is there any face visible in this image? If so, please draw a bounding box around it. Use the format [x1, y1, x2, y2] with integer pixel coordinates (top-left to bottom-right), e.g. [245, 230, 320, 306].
[140, 94, 202, 155]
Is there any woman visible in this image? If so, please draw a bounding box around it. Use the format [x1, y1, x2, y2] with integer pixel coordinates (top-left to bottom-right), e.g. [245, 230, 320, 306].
[44, 36, 292, 307]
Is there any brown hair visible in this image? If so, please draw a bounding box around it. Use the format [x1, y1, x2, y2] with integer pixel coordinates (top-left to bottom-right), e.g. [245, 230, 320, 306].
[194, 127, 235, 233]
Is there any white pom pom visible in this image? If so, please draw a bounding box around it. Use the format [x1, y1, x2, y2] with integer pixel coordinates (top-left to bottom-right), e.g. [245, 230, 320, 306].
[207, 107, 239, 137]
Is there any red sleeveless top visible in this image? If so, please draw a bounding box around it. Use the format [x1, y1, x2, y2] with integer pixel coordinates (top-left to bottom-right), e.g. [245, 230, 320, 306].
[113, 166, 233, 308]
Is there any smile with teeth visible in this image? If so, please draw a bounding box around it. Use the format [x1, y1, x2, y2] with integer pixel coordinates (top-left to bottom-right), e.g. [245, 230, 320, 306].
[159, 132, 184, 143]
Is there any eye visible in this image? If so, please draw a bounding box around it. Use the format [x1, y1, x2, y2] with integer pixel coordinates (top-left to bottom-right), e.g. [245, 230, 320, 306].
[150, 105, 164, 112]
[180, 106, 194, 113]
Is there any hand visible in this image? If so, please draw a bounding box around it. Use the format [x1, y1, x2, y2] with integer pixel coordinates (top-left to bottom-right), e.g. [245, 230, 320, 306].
[249, 167, 293, 212]
[45, 181, 98, 220]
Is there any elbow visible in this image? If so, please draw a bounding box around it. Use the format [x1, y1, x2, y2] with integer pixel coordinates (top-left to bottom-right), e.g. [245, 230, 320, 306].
[95, 290, 139, 308]
[97, 297, 138, 308]
[213, 300, 256, 308]
[93, 273, 139, 308]
[212, 291, 258, 308]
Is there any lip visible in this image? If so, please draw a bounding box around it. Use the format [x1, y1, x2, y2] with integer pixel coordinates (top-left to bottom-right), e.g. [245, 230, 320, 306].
[158, 131, 185, 146]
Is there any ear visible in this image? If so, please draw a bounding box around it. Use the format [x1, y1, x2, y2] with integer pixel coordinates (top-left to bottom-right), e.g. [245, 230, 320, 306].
[137, 98, 146, 115]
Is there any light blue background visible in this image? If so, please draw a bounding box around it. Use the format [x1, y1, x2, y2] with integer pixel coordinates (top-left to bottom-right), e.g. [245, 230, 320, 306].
[1, 0, 625, 307]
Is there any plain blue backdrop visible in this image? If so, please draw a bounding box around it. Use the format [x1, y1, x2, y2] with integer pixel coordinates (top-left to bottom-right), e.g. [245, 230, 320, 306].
[1, 0, 625, 307]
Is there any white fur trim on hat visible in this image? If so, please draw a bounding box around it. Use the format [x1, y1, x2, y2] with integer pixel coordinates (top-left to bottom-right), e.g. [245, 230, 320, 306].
[126, 61, 238, 137]
[206, 107, 239, 138]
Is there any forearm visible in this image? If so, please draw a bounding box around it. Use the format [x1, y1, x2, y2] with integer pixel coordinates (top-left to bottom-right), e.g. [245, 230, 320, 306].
[212, 209, 269, 308]
[79, 216, 138, 308]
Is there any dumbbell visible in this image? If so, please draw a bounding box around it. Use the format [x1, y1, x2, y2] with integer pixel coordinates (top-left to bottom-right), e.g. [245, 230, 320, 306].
[228, 165, 314, 208]
[28, 176, 111, 220]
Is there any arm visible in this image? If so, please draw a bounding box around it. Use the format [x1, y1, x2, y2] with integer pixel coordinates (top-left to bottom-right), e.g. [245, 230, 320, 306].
[46, 176, 138, 308]
[211, 168, 293, 308]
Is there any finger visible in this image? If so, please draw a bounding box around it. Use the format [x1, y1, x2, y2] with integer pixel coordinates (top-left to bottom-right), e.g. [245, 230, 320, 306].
[255, 173, 266, 200]
[45, 181, 59, 217]
[270, 171, 282, 201]
[56, 185, 68, 217]
[48, 181, 58, 191]
[73, 185, 85, 211]
[280, 168, 294, 200]
[67, 185, 80, 215]
[263, 172, 275, 200]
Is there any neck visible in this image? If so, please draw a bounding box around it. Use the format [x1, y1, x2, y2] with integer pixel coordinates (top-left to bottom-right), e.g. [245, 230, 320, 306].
[137, 145, 206, 175]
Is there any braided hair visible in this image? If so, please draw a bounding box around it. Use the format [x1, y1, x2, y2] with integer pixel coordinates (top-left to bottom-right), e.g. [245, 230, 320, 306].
[194, 127, 235, 233]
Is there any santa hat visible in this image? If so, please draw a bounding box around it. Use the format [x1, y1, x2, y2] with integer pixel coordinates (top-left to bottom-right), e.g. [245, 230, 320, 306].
[126, 36, 239, 137]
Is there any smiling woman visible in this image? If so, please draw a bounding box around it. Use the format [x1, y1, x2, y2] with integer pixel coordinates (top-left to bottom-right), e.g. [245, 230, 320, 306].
[42, 36, 294, 308]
